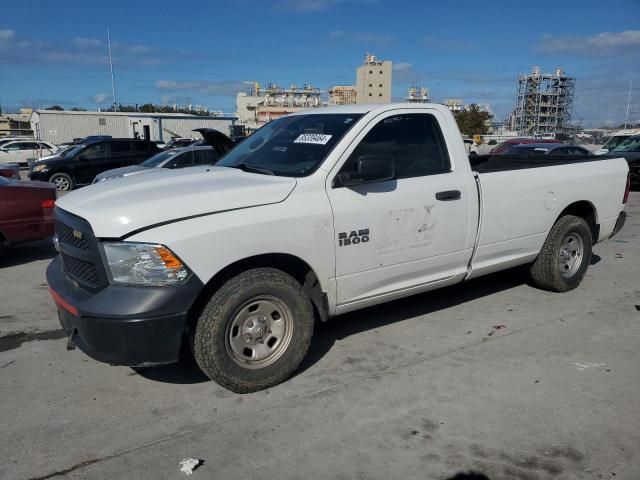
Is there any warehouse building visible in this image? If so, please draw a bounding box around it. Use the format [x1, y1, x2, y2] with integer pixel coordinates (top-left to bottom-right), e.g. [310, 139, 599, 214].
[30, 110, 238, 145]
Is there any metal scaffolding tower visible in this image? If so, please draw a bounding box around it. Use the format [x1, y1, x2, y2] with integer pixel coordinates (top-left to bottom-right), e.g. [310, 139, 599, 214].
[514, 66, 575, 135]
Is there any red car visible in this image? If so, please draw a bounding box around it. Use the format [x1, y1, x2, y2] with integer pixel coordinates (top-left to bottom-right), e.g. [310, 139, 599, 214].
[491, 138, 562, 155]
[0, 177, 56, 256]
[0, 164, 21, 180]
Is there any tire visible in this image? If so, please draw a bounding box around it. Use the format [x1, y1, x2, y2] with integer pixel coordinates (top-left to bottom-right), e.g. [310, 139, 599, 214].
[49, 172, 74, 191]
[192, 268, 314, 393]
[530, 215, 592, 292]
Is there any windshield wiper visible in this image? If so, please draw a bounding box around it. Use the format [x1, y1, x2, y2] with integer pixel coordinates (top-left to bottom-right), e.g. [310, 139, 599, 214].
[228, 163, 275, 175]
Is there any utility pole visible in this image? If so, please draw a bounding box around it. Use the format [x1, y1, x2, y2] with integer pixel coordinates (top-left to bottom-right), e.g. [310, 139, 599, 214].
[107, 28, 118, 112]
[624, 79, 632, 129]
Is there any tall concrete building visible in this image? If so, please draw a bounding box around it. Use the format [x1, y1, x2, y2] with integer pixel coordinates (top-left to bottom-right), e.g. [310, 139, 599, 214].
[356, 53, 392, 104]
[329, 86, 357, 105]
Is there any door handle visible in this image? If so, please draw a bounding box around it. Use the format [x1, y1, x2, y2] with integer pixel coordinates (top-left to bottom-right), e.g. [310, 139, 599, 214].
[435, 190, 462, 201]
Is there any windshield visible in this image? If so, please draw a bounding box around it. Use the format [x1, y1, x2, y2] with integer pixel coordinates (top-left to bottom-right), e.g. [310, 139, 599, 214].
[602, 135, 631, 151]
[611, 136, 640, 152]
[58, 145, 77, 157]
[216, 113, 363, 177]
[61, 144, 85, 158]
[142, 150, 180, 167]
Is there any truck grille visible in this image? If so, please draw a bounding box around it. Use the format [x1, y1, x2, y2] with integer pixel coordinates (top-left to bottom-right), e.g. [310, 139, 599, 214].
[55, 208, 108, 291]
[57, 223, 90, 250]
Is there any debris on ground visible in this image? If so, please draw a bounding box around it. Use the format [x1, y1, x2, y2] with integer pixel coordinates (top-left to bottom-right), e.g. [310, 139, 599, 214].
[179, 458, 202, 476]
[615, 253, 624, 258]
[492, 325, 506, 330]
[635, 305, 640, 312]
[570, 362, 606, 371]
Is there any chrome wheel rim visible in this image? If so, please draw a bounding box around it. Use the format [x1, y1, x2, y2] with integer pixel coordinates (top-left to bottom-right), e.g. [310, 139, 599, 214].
[52, 175, 70, 191]
[558, 233, 584, 278]
[225, 296, 293, 369]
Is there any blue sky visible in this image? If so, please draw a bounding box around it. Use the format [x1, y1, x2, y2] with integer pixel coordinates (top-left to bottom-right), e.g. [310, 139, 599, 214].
[1, 0, 639, 126]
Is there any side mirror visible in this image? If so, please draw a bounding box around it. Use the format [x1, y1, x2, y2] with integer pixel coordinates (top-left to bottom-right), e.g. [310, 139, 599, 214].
[335, 155, 395, 187]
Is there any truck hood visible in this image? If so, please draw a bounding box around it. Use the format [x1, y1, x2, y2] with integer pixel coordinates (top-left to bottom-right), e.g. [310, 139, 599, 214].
[94, 165, 152, 181]
[56, 166, 297, 238]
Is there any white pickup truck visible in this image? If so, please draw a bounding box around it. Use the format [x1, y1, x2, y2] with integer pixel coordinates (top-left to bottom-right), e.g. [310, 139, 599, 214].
[48, 104, 630, 393]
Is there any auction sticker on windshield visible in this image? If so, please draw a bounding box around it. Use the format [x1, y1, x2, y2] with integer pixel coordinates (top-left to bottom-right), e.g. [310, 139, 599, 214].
[294, 134, 332, 145]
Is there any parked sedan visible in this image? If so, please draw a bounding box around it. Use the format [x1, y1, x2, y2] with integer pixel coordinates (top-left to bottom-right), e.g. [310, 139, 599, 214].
[94, 128, 235, 183]
[93, 146, 220, 183]
[607, 135, 640, 188]
[501, 144, 591, 157]
[490, 138, 562, 154]
[0, 177, 56, 257]
[0, 163, 20, 180]
[0, 140, 59, 166]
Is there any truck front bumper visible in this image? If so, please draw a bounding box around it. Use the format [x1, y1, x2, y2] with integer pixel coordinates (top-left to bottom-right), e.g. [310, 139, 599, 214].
[47, 256, 203, 367]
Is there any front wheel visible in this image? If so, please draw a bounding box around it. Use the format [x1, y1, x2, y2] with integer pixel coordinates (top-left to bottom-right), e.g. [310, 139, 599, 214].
[530, 215, 593, 292]
[49, 172, 74, 191]
[192, 268, 314, 393]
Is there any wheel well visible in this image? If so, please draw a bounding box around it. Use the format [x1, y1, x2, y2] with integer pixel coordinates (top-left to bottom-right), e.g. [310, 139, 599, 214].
[558, 201, 599, 241]
[187, 254, 329, 334]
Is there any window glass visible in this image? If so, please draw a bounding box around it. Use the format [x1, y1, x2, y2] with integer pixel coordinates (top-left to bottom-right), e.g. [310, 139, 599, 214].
[167, 151, 195, 168]
[110, 141, 132, 154]
[341, 113, 451, 179]
[216, 113, 363, 177]
[3, 143, 20, 151]
[132, 141, 149, 153]
[82, 143, 109, 159]
[198, 149, 219, 165]
[20, 142, 39, 150]
[143, 150, 178, 167]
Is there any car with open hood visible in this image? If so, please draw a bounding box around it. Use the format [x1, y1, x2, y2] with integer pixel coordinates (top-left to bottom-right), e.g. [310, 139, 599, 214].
[92, 128, 235, 183]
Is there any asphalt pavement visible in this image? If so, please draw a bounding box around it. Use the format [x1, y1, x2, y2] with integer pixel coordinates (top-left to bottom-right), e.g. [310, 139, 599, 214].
[1, 193, 639, 480]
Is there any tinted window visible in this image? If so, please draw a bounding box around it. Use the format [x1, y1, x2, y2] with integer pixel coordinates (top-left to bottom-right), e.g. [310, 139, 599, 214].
[132, 141, 149, 153]
[3, 143, 20, 151]
[166, 151, 195, 168]
[197, 149, 219, 165]
[82, 143, 109, 159]
[341, 113, 451, 179]
[20, 142, 39, 150]
[111, 141, 132, 154]
[142, 150, 179, 167]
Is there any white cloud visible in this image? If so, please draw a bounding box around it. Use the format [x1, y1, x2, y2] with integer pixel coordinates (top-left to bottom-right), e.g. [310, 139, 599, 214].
[539, 30, 640, 56]
[92, 93, 111, 104]
[328, 29, 392, 46]
[285, 0, 378, 12]
[73, 37, 103, 49]
[155, 80, 245, 96]
[0, 29, 15, 41]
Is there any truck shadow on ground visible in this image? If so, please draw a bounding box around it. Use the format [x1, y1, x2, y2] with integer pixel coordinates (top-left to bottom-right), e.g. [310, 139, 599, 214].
[0, 238, 56, 268]
[138, 253, 603, 385]
[139, 266, 532, 385]
[297, 266, 531, 377]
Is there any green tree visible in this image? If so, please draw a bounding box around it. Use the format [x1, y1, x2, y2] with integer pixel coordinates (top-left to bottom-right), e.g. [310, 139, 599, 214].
[47, 105, 64, 111]
[70, 107, 87, 111]
[454, 104, 490, 136]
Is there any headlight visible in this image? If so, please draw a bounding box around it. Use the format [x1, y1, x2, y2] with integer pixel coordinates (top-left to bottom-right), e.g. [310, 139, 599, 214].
[32, 164, 48, 173]
[102, 242, 190, 286]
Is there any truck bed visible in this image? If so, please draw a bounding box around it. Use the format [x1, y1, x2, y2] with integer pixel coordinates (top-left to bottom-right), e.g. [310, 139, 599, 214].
[469, 154, 614, 173]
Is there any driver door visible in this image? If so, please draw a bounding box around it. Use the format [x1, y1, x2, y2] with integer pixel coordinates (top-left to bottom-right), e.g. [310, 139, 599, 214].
[326, 109, 475, 311]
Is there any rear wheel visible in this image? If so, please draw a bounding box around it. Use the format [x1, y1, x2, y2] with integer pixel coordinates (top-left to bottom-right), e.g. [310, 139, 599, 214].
[192, 268, 314, 393]
[530, 215, 592, 292]
[49, 172, 74, 191]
